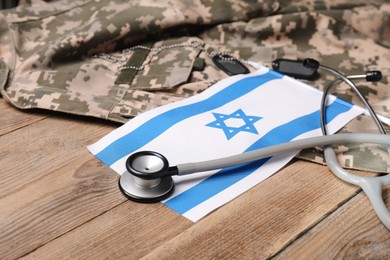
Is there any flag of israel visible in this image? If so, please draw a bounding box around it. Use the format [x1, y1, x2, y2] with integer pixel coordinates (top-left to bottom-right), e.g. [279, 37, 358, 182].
[88, 66, 363, 222]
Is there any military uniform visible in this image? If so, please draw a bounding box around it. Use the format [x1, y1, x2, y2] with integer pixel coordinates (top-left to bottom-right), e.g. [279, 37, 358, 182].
[1, 0, 390, 172]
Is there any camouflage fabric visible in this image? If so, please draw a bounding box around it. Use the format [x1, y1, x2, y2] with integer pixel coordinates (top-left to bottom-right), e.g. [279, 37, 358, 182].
[1, 0, 390, 173]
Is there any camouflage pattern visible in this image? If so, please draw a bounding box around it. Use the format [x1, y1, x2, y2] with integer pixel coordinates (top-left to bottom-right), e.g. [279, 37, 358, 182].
[1, 0, 390, 173]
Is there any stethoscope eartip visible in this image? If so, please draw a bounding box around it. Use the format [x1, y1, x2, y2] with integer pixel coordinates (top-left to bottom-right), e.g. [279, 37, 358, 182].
[366, 70, 382, 82]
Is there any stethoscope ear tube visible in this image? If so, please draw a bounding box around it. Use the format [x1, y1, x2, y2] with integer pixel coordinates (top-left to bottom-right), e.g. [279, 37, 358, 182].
[319, 62, 390, 230]
[324, 146, 390, 230]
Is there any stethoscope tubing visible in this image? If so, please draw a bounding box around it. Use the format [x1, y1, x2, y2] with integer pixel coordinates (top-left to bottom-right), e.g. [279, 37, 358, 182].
[324, 147, 390, 229]
[319, 65, 390, 230]
[176, 133, 390, 176]
[319, 65, 386, 135]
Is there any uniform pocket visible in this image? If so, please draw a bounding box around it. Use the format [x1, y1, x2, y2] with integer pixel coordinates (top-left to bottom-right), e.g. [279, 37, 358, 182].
[115, 37, 203, 91]
[109, 37, 212, 121]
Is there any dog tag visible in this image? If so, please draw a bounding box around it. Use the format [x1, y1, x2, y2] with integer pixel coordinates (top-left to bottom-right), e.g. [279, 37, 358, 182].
[212, 55, 250, 76]
[272, 58, 318, 80]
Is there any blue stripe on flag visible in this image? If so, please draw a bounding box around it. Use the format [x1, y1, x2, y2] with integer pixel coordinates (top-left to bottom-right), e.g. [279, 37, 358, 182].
[164, 98, 353, 214]
[96, 71, 283, 165]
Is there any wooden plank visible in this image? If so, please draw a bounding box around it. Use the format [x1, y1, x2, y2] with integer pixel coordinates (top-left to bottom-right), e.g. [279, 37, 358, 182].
[4, 139, 364, 260]
[0, 156, 124, 260]
[2, 104, 387, 258]
[273, 188, 390, 259]
[0, 112, 193, 260]
[0, 99, 49, 136]
[0, 116, 124, 259]
[20, 201, 193, 260]
[0, 115, 114, 199]
[137, 161, 361, 259]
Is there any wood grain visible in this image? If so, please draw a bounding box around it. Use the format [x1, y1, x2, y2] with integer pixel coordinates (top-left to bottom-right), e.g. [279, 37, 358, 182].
[0, 99, 48, 136]
[20, 201, 193, 259]
[274, 188, 390, 259]
[0, 154, 124, 259]
[2, 99, 389, 259]
[0, 113, 115, 199]
[0, 114, 120, 259]
[141, 161, 361, 259]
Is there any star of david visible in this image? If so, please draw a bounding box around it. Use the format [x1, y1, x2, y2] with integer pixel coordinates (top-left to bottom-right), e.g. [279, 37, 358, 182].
[206, 109, 262, 140]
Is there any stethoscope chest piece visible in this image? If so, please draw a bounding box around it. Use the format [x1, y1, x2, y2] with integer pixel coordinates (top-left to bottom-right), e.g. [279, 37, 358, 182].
[119, 151, 174, 203]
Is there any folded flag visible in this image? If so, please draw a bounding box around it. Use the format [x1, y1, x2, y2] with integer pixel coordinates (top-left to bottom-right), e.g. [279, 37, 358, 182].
[88, 66, 363, 222]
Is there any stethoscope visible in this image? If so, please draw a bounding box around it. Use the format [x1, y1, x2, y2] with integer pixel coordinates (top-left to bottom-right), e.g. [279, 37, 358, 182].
[119, 59, 390, 230]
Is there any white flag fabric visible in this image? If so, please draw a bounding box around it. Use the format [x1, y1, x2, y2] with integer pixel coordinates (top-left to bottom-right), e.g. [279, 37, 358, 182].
[88, 66, 363, 222]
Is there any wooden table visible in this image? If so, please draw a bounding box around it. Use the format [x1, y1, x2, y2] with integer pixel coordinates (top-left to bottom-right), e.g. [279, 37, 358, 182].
[1, 97, 389, 259]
